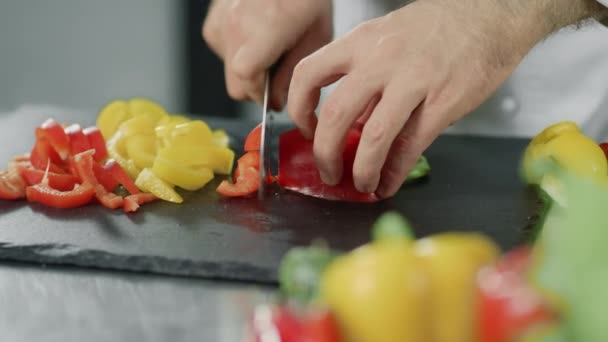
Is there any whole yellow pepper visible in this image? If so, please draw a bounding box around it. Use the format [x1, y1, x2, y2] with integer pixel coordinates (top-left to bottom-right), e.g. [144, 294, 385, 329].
[319, 231, 500, 342]
[413, 233, 500, 342]
[320, 240, 430, 342]
[522, 121, 607, 185]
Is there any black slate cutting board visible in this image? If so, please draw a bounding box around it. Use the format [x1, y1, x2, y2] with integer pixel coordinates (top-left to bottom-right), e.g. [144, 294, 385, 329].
[0, 106, 538, 283]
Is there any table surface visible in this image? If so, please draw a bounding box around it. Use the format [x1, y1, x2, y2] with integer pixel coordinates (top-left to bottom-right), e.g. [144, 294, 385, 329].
[0, 105, 538, 342]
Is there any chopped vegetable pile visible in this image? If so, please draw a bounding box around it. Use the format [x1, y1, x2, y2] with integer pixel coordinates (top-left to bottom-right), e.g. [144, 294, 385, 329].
[97, 98, 235, 203]
[0, 118, 154, 212]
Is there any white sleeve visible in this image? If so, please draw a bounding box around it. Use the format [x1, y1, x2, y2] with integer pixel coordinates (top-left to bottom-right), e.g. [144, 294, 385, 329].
[598, 0, 608, 6]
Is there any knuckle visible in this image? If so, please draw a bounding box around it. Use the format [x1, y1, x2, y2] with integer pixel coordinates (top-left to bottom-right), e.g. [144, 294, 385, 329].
[363, 119, 388, 145]
[320, 100, 344, 127]
[351, 21, 376, 37]
[392, 133, 416, 156]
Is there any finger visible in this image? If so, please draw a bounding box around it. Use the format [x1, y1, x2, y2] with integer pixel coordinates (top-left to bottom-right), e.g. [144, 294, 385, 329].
[375, 103, 445, 198]
[352, 95, 380, 131]
[225, 64, 247, 100]
[313, 72, 383, 185]
[270, 24, 332, 111]
[202, 1, 226, 59]
[352, 84, 426, 193]
[288, 42, 352, 139]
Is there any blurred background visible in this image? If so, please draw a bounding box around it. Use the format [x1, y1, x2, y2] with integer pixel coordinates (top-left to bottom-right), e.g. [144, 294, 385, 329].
[0, 0, 237, 118]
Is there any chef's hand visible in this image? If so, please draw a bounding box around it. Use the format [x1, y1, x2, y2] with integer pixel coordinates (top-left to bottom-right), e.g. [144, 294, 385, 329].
[288, 0, 593, 199]
[202, 0, 333, 110]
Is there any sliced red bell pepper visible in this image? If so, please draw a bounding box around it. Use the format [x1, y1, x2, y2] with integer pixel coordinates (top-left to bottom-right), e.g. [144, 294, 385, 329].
[26, 182, 95, 209]
[0, 169, 27, 200]
[123, 193, 158, 213]
[83, 126, 108, 162]
[244, 123, 262, 152]
[36, 118, 71, 160]
[104, 159, 140, 195]
[73, 150, 124, 209]
[64, 124, 92, 155]
[599, 142, 608, 161]
[250, 305, 342, 342]
[477, 247, 556, 342]
[30, 139, 65, 174]
[217, 165, 260, 197]
[21, 167, 78, 191]
[93, 162, 119, 192]
[278, 128, 379, 203]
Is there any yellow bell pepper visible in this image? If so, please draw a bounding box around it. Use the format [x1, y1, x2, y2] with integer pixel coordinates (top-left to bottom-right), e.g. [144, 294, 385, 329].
[97, 98, 235, 204]
[118, 115, 156, 136]
[157, 145, 234, 175]
[169, 121, 214, 146]
[320, 240, 429, 342]
[128, 98, 169, 124]
[152, 157, 214, 191]
[96, 100, 132, 140]
[126, 135, 157, 169]
[213, 129, 230, 148]
[413, 233, 500, 342]
[107, 132, 141, 179]
[522, 121, 607, 185]
[135, 168, 183, 203]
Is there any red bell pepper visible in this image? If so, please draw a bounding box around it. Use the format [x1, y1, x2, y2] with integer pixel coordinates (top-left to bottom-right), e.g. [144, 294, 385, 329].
[36, 118, 71, 160]
[244, 123, 262, 152]
[278, 128, 379, 203]
[0, 169, 27, 200]
[21, 167, 78, 191]
[92, 162, 119, 192]
[26, 182, 95, 209]
[104, 159, 140, 195]
[124, 193, 158, 213]
[250, 305, 342, 342]
[217, 165, 260, 197]
[73, 150, 124, 209]
[83, 126, 108, 162]
[599, 142, 608, 161]
[64, 124, 92, 155]
[30, 139, 65, 174]
[477, 247, 555, 342]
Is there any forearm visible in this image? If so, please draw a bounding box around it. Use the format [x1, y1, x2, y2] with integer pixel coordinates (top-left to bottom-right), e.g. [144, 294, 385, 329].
[504, 0, 608, 33]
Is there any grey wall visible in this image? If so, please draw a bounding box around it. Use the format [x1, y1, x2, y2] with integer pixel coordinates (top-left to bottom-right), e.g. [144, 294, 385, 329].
[0, 1, 184, 115]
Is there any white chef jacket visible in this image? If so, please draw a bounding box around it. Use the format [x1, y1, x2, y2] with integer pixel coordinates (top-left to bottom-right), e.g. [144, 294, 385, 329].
[332, 0, 608, 140]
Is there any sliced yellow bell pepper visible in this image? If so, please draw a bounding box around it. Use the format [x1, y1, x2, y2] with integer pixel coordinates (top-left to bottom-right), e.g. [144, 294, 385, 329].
[107, 132, 141, 179]
[413, 233, 500, 342]
[321, 240, 429, 342]
[170, 121, 214, 146]
[152, 157, 214, 191]
[118, 115, 157, 136]
[157, 145, 234, 175]
[126, 135, 157, 169]
[97, 100, 132, 140]
[135, 168, 183, 203]
[213, 129, 230, 148]
[128, 98, 169, 124]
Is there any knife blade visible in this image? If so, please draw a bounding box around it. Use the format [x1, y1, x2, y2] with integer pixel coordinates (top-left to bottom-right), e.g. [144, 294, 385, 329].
[258, 72, 272, 199]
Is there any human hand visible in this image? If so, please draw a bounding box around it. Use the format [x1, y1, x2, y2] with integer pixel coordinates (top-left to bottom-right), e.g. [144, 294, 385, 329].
[202, 0, 333, 110]
[288, 0, 549, 198]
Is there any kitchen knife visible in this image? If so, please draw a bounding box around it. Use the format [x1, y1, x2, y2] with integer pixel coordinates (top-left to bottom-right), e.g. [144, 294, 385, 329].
[258, 72, 273, 199]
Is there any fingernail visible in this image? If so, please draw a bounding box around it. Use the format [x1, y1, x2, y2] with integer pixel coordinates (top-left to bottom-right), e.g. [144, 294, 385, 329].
[232, 47, 245, 67]
[376, 182, 390, 198]
[319, 170, 337, 186]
